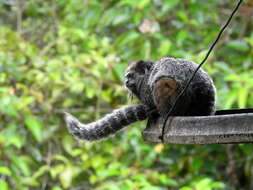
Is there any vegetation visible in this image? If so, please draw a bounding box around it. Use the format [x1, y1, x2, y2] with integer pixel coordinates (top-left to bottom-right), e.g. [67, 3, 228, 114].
[0, 0, 253, 189]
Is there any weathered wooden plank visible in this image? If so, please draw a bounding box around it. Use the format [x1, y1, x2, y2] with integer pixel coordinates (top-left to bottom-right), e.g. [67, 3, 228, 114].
[142, 109, 253, 144]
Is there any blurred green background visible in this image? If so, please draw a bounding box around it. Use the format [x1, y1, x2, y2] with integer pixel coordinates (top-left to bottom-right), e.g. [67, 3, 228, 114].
[0, 0, 253, 189]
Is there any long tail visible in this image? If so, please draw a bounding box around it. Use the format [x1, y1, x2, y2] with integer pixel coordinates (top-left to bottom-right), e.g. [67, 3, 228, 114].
[64, 104, 149, 141]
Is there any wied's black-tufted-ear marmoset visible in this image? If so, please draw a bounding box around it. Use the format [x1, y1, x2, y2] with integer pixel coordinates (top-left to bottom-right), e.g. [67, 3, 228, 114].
[64, 57, 216, 141]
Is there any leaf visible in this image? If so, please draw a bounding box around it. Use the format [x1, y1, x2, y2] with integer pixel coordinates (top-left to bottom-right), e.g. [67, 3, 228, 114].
[0, 180, 9, 190]
[154, 143, 164, 153]
[59, 167, 74, 188]
[160, 174, 178, 187]
[32, 165, 49, 179]
[177, 30, 188, 44]
[158, 40, 172, 55]
[210, 182, 225, 189]
[116, 31, 140, 46]
[224, 93, 237, 109]
[10, 156, 31, 176]
[137, 0, 151, 9]
[180, 187, 193, 190]
[195, 178, 212, 190]
[112, 13, 130, 26]
[99, 9, 116, 26]
[62, 135, 74, 155]
[50, 165, 65, 179]
[83, 6, 103, 27]
[192, 158, 203, 173]
[238, 87, 248, 108]
[25, 116, 44, 143]
[226, 40, 249, 52]
[0, 123, 25, 149]
[111, 63, 124, 83]
[7, 136, 23, 149]
[0, 167, 12, 176]
[110, 184, 122, 190]
[52, 186, 63, 190]
[21, 176, 39, 187]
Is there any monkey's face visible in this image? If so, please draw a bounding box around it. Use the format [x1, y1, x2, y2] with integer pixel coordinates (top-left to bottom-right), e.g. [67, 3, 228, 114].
[124, 60, 153, 98]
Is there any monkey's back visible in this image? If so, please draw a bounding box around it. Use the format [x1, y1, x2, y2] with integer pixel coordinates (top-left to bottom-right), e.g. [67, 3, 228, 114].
[148, 58, 216, 116]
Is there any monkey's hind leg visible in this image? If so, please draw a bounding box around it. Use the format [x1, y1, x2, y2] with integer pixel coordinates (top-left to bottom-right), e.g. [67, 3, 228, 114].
[153, 78, 177, 115]
[153, 78, 189, 116]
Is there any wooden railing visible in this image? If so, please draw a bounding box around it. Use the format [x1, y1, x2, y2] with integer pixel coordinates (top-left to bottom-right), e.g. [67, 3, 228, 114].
[142, 109, 253, 144]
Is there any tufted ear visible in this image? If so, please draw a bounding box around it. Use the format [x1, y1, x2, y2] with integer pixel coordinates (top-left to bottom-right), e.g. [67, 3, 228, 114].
[135, 60, 154, 75]
[145, 60, 154, 70]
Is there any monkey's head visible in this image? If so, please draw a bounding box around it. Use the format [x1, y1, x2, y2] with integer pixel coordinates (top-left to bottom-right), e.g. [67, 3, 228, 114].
[124, 60, 153, 99]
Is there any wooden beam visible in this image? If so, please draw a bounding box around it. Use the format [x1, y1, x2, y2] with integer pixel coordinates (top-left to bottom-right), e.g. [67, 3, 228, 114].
[142, 109, 253, 144]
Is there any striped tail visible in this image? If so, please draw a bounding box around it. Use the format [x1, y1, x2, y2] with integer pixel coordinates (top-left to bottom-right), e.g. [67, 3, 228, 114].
[64, 104, 149, 141]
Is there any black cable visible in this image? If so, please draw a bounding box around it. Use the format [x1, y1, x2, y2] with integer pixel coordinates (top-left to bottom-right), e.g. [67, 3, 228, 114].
[159, 0, 243, 142]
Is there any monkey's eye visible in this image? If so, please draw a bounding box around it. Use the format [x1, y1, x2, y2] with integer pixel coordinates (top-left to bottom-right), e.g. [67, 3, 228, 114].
[125, 72, 134, 79]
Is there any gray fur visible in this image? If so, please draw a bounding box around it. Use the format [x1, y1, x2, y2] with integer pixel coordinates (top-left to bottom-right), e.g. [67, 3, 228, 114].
[64, 57, 216, 141]
[149, 58, 216, 116]
[64, 104, 149, 141]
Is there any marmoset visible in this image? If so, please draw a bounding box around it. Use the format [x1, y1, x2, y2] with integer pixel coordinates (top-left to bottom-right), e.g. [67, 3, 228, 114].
[64, 57, 216, 141]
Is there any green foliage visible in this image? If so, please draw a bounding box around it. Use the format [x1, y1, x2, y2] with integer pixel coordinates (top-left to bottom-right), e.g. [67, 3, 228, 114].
[0, 0, 253, 189]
